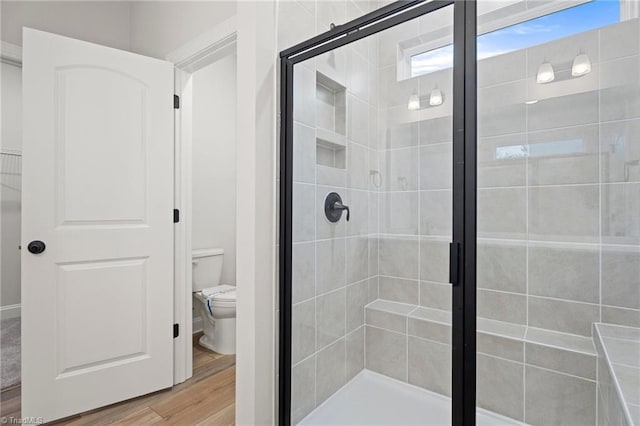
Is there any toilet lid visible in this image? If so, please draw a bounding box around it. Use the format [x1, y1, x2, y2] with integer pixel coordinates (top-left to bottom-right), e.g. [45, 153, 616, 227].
[202, 284, 236, 301]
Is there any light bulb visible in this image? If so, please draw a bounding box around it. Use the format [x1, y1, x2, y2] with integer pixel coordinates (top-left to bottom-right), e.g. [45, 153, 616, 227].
[571, 53, 591, 77]
[407, 94, 421, 111]
[429, 88, 444, 106]
[536, 61, 555, 84]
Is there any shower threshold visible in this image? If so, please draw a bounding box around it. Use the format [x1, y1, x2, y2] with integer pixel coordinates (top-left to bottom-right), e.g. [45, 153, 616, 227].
[298, 370, 522, 426]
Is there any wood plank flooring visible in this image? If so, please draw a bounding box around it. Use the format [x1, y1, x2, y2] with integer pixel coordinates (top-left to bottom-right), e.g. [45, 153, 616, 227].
[0, 333, 236, 425]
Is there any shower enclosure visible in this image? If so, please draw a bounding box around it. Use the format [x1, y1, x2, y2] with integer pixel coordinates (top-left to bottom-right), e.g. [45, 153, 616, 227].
[280, 0, 640, 424]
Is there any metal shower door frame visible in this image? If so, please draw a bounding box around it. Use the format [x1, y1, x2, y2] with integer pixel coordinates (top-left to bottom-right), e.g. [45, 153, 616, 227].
[279, 1, 477, 424]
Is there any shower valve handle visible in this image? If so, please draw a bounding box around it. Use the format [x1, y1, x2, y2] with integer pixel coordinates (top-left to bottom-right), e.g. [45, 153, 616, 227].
[324, 192, 350, 222]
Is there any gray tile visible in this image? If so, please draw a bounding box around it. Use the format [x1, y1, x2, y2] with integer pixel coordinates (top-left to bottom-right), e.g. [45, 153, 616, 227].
[346, 280, 368, 333]
[365, 326, 407, 381]
[478, 49, 526, 88]
[367, 277, 379, 303]
[292, 62, 316, 127]
[477, 240, 526, 294]
[316, 289, 346, 348]
[293, 123, 316, 184]
[529, 185, 599, 243]
[379, 191, 419, 235]
[408, 316, 451, 344]
[600, 16, 640, 62]
[316, 338, 346, 406]
[366, 307, 407, 333]
[346, 237, 369, 285]
[602, 337, 640, 368]
[602, 246, 640, 310]
[612, 363, 640, 406]
[368, 236, 378, 277]
[316, 238, 346, 295]
[379, 236, 419, 279]
[528, 92, 598, 132]
[602, 306, 640, 328]
[347, 143, 369, 190]
[378, 276, 419, 305]
[420, 281, 451, 311]
[528, 296, 599, 336]
[597, 323, 640, 341]
[379, 119, 419, 150]
[420, 143, 453, 190]
[292, 299, 315, 364]
[420, 238, 450, 283]
[293, 183, 316, 242]
[526, 327, 596, 355]
[346, 327, 365, 381]
[293, 242, 315, 303]
[602, 183, 640, 245]
[600, 56, 640, 122]
[525, 366, 596, 426]
[419, 116, 452, 145]
[600, 119, 640, 183]
[420, 190, 452, 237]
[346, 49, 370, 102]
[478, 188, 526, 239]
[408, 336, 451, 396]
[381, 147, 419, 191]
[526, 343, 596, 380]
[348, 95, 369, 146]
[478, 133, 527, 188]
[528, 244, 599, 303]
[477, 354, 524, 421]
[346, 189, 370, 237]
[527, 125, 599, 185]
[477, 332, 524, 362]
[478, 80, 526, 137]
[478, 289, 526, 325]
[291, 355, 315, 424]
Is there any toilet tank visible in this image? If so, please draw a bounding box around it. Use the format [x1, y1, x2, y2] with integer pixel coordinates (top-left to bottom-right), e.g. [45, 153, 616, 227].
[192, 248, 224, 291]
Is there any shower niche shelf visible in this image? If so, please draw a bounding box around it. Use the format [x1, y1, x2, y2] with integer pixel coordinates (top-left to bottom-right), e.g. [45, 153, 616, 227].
[315, 72, 346, 169]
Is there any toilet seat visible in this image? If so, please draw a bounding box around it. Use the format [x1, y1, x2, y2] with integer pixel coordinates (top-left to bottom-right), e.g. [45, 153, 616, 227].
[200, 284, 236, 306]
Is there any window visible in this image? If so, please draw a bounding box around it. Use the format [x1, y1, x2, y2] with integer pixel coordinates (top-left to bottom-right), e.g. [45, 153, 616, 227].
[410, 0, 620, 78]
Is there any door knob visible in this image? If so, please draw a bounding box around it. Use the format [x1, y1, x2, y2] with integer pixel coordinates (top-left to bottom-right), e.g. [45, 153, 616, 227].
[27, 240, 46, 254]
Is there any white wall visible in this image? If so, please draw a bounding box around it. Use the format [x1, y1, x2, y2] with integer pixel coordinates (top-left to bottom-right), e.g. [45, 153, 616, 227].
[0, 1, 131, 50]
[128, 1, 236, 59]
[192, 54, 237, 285]
[1, 62, 22, 318]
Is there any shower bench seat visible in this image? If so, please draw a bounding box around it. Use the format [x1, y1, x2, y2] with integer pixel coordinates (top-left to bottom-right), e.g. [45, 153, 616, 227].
[363, 299, 598, 424]
[594, 323, 640, 426]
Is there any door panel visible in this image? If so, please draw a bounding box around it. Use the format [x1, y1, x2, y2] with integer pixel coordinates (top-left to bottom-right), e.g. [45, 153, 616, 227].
[22, 28, 174, 422]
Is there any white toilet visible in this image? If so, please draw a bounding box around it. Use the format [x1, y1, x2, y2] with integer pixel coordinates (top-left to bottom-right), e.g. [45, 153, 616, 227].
[192, 248, 237, 354]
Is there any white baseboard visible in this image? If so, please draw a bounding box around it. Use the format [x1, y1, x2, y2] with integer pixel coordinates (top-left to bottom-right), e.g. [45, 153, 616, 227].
[1, 304, 21, 320]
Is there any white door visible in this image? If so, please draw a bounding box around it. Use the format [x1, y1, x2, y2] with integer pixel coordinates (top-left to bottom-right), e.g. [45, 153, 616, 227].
[21, 28, 174, 422]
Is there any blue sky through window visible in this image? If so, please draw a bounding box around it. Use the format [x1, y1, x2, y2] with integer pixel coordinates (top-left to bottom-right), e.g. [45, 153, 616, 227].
[411, 0, 620, 77]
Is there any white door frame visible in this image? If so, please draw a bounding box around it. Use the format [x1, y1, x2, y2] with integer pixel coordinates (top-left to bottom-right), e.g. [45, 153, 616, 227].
[166, 16, 237, 386]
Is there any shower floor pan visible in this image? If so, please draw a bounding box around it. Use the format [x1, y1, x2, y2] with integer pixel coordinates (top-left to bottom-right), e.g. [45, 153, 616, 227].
[299, 369, 522, 426]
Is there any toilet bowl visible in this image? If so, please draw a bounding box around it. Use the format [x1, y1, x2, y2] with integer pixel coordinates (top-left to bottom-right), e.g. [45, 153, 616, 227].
[192, 248, 237, 355]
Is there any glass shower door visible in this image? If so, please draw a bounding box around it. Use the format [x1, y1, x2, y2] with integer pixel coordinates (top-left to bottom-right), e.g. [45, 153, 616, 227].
[282, 2, 464, 424]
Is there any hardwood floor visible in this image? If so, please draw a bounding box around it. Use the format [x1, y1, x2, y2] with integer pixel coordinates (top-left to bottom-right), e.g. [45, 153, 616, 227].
[0, 333, 236, 425]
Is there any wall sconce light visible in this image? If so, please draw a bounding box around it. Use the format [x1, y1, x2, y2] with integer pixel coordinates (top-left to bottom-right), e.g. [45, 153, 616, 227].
[407, 93, 421, 111]
[571, 52, 592, 77]
[429, 88, 444, 106]
[536, 61, 555, 84]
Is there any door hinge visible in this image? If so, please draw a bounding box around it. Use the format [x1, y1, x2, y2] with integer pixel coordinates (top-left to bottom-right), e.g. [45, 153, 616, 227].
[173, 209, 180, 223]
[174, 94, 180, 109]
[449, 242, 460, 286]
[173, 323, 179, 338]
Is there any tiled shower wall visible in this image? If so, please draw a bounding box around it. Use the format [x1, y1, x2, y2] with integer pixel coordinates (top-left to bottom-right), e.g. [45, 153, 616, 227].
[282, 1, 382, 423]
[372, 17, 640, 335]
